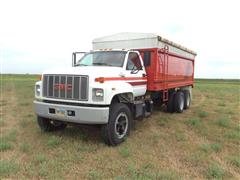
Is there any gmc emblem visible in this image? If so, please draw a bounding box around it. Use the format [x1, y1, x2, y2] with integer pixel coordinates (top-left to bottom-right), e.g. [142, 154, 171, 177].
[54, 83, 72, 91]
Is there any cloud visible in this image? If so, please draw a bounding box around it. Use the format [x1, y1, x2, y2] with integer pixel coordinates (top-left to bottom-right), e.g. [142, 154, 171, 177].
[0, 0, 239, 78]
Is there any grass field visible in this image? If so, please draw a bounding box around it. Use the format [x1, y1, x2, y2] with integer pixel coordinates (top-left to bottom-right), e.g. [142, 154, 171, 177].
[0, 75, 239, 179]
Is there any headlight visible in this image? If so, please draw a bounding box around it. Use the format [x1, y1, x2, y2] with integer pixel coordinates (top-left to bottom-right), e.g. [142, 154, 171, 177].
[92, 88, 104, 101]
[36, 84, 41, 96]
[95, 89, 104, 97]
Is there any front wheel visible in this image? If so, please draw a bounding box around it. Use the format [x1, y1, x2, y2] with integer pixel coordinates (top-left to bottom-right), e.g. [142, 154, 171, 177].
[101, 103, 132, 146]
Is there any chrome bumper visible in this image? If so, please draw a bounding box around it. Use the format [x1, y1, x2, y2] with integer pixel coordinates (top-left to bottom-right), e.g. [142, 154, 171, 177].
[34, 100, 109, 124]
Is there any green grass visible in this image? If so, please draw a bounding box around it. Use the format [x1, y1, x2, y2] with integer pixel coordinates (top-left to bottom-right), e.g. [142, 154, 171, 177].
[87, 170, 103, 180]
[218, 102, 226, 107]
[1, 75, 239, 179]
[157, 117, 168, 126]
[236, 124, 240, 131]
[226, 156, 240, 168]
[20, 142, 31, 153]
[46, 136, 62, 147]
[35, 154, 48, 164]
[151, 132, 162, 143]
[0, 160, 19, 177]
[185, 118, 202, 127]
[77, 145, 97, 153]
[224, 131, 240, 139]
[118, 147, 130, 158]
[38, 162, 48, 177]
[210, 143, 222, 152]
[198, 111, 209, 118]
[0, 130, 18, 151]
[184, 151, 208, 167]
[26, 113, 34, 118]
[19, 102, 30, 106]
[200, 143, 222, 153]
[19, 119, 29, 128]
[2, 130, 17, 142]
[216, 117, 229, 128]
[126, 164, 180, 179]
[206, 163, 225, 179]
[0, 119, 5, 127]
[175, 132, 186, 141]
[0, 141, 12, 151]
[156, 171, 180, 180]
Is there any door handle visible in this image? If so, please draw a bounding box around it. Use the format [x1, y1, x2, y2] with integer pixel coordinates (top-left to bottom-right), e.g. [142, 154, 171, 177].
[119, 72, 125, 77]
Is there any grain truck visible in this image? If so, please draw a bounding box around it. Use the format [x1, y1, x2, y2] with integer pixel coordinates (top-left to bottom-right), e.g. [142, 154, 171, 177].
[34, 33, 196, 145]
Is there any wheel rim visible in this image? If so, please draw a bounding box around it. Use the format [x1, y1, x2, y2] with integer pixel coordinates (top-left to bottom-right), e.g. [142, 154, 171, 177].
[114, 112, 128, 139]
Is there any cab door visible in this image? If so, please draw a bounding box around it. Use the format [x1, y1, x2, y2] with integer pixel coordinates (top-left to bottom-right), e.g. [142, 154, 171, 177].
[124, 51, 147, 97]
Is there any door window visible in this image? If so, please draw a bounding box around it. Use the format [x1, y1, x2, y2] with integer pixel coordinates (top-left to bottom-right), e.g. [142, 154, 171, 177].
[126, 52, 142, 70]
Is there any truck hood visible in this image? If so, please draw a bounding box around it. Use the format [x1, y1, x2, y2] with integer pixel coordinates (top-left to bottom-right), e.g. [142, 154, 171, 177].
[43, 66, 124, 78]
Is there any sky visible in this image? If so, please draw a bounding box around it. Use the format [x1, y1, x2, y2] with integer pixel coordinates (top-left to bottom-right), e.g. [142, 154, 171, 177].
[0, 0, 239, 79]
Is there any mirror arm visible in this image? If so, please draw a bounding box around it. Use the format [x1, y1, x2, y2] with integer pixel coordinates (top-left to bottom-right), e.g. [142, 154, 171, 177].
[72, 53, 76, 67]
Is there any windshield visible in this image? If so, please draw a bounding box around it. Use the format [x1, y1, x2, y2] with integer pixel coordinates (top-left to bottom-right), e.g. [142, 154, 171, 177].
[75, 51, 126, 67]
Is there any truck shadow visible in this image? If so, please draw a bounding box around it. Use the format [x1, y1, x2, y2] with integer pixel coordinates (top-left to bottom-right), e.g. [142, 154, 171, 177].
[52, 104, 167, 144]
[55, 105, 167, 144]
[59, 124, 102, 144]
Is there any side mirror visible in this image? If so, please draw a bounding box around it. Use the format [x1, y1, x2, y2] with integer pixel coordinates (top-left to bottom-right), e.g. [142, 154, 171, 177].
[72, 53, 76, 67]
[72, 52, 86, 67]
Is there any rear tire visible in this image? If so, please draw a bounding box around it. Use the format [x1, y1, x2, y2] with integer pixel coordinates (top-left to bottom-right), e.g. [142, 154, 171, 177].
[183, 90, 191, 109]
[174, 91, 185, 113]
[167, 92, 176, 113]
[101, 103, 132, 146]
[37, 116, 67, 132]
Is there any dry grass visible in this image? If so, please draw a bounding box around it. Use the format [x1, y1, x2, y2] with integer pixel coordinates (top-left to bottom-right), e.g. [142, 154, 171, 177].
[0, 75, 239, 179]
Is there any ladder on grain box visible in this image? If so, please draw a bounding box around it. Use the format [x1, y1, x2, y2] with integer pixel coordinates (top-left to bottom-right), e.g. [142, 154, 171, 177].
[161, 45, 169, 102]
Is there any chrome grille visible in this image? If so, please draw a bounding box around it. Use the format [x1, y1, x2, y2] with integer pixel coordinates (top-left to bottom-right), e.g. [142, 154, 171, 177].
[43, 75, 88, 101]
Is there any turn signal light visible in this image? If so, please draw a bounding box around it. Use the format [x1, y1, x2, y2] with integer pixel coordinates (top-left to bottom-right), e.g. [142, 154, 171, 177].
[95, 77, 105, 83]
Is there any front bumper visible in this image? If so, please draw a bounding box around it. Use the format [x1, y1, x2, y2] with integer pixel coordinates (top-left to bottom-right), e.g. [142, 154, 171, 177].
[34, 100, 109, 124]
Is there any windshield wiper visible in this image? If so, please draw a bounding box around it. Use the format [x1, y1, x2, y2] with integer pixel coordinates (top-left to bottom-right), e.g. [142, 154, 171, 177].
[92, 62, 113, 66]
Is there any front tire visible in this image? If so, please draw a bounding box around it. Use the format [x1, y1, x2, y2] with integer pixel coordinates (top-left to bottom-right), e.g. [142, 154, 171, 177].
[37, 116, 67, 132]
[101, 103, 132, 146]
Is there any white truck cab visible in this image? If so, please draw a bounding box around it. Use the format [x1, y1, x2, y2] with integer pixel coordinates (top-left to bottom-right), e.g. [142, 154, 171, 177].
[34, 49, 150, 145]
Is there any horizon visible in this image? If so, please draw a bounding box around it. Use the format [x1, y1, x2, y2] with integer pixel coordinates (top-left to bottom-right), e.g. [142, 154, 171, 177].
[1, 0, 239, 79]
[1, 73, 239, 80]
